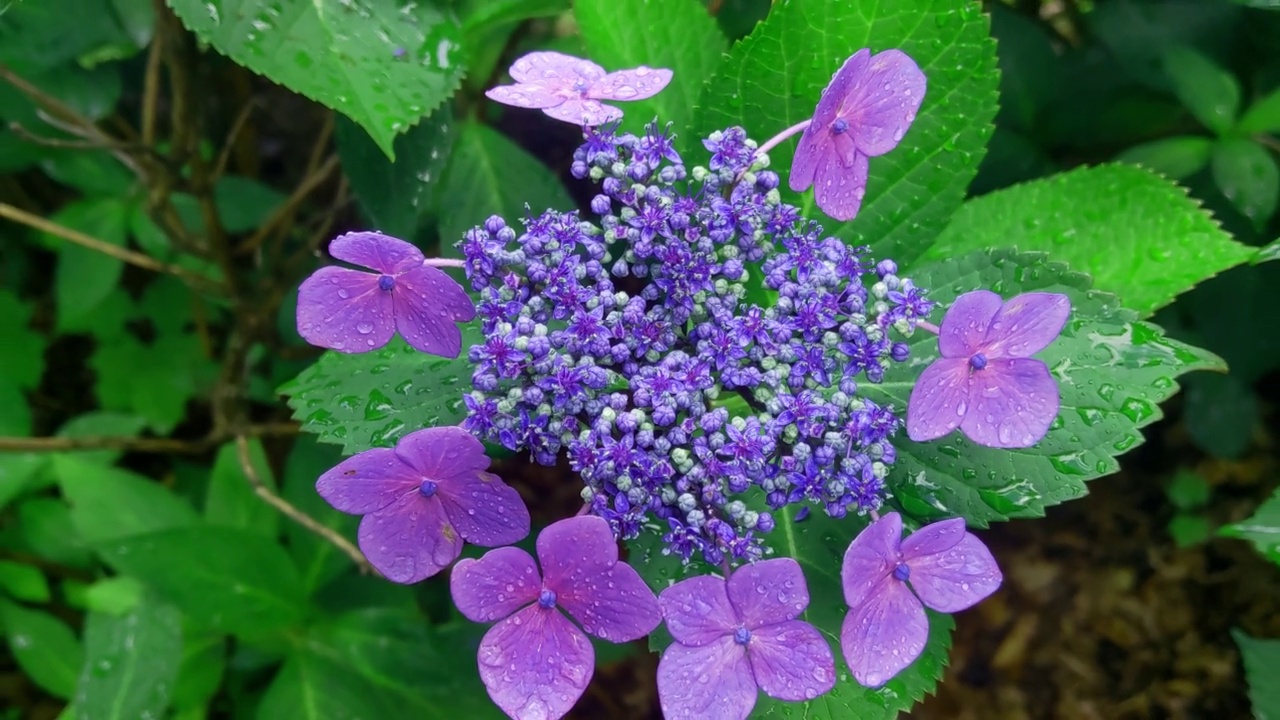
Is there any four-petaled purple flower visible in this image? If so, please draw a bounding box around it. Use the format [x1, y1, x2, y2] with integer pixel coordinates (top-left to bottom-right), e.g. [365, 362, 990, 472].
[907, 290, 1071, 448]
[841, 512, 1001, 687]
[450, 516, 661, 720]
[316, 427, 529, 583]
[296, 231, 475, 356]
[657, 558, 836, 720]
[485, 51, 673, 127]
[790, 48, 926, 221]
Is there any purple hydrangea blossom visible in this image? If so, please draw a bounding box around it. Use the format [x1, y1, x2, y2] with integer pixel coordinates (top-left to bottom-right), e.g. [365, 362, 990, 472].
[907, 290, 1071, 448]
[790, 48, 926, 221]
[296, 231, 475, 356]
[485, 51, 673, 126]
[450, 516, 661, 720]
[316, 427, 529, 583]
[841, 512, 1001, 687]
[657, 558, 836, 719]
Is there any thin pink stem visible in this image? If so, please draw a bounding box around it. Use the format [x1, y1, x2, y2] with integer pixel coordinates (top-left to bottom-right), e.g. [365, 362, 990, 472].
[756, 119, 812, 158]
[575, 503, 591, 517]
[916, 321, 940, 335]
[424, 258, 466, 268]
[870, 510, 880, 521]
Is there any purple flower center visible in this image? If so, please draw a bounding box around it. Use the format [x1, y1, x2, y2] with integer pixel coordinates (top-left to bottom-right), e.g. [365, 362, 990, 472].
[733, 626, 751, 646]
[378, 274, 396, 292]
[831, 118, 850, 135]
[969, 353, 987, 371]
[573, 79, 590, 94]
[893, 562, 910, 582]
[419, 480, 438, 497]
[538, 588, 558, 609]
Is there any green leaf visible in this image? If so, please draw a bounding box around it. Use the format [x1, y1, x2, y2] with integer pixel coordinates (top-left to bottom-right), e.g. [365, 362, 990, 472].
[0, 600, 84, 699]
[54, 412, 149, 467]
[1184, 372, 1257, 459]
[73, 599, 183, 720]
[1257, 236, 1280, 265]
[335, 106, 455, 239]
[0, 378, 43, 512]
[1220, 487, 1280, 564]
[1167, 513, 1212, 548]
[0, 288, 46, 389]
[166, 0, 464, 159]
[629, 507, 952, 719]
[17, 498, 93, 568]
[860, 249, 1224, 526]
[924, 164, 1255, 317]
[96, 526, 306, 637]
[56, 457, 200, 544]
[1160, 45, 1241, 135]
[576, 0, 727, 134]
[0, 0, 133, 69]
[694, 0, 999, 268]
[1114, 136, 1213, 180]
[280, 325, 480, 454]
[459, 0, 566, 35]
[1232, 629, 1280, 718]
[1166, 470, 1211, 511]
[0, 560, 51, 602]
[91, 332, 216, 434]
[1239, 87, 1280, 134]
[83, 578, 145, 616]
[258, 650, 400, 720]
[1211, 138, 1280, 230]
[0, 63, 123, 127]
[436, 121, 574, 257]
[213, 176, 287, 234]
[172, 633, 226, 712]
[282, 435, 356, 594]
[205, 439, 280, 538]
[51, 198, 130, 331]
[40, 150, 136, 197]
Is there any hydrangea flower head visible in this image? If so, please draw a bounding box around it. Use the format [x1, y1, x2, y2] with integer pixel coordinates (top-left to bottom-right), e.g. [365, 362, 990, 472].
[485, 51, 673, 126]
[790, 48, 926, 221]
[296, 231, 475, 356]
[450, 515, 661, 720]
[907, 290, 1071, 448]
[657, 558, 836, 720]
[316, 426, 529, 583]
[841, 512, 1001, 687]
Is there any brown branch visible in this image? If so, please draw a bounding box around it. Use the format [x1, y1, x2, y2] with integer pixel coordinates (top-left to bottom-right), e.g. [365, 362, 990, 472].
[0, 202, 223, 293]
[141, 8, 165, 147]
[7, 122, 152, 152]
[0, 423, 299, 454]
[234, 435, 376, 575]
[707, 0, 726, 15]
[1256, 134, 1280, 155]
[211, 99, 260, 182]
[237, 154, 341, 257]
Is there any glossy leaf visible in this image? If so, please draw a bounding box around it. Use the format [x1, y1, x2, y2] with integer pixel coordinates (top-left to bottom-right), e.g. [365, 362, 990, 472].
[860, 249, 1224, 526]
[1211, 138, 1280, 230]
[335, 106, 455, 239]
[576, 0, 727, 134]
[1114, 135, 1213, 180]
[96, 526, 306, 637]
[279, 324, 481, 455]
[1220, 487, 1280, 564]
[1238, 86, 1280, 134]
[436, 121, 574, 258]
[73, 599, 183, 720]
[1233, 629, 1280, 719]
[205, 439, 280, 538]
[1160, 45, 1240, 135]
[0, 600, 83, 699]
[166, 0, 464, 159]
[695, 0, 999, 268]
[925, 164, 1255, 317]
[56, 457, 200, 544]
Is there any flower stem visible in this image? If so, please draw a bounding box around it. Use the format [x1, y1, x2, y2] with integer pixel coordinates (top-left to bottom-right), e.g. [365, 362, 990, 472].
[917, 320, 940, 335]
[756, 119, 812, 159]
[424, 257, 467, 269]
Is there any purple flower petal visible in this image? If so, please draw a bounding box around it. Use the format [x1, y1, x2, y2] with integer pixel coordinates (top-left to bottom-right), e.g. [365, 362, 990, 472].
[563, 560, 661, 642]
[788, 129, 829, 194]
[392, 265, 475, 358]
[959, 357, 1059, 448]
[843, 49, 926, 158]
[900, 517, 966, 559]
[537, 516, 618, 593]
[747, 620, 836, 701]
[658, 575, 738, 647]
[485, 84, 564, 109]
[438, 470, 531, 547]
[327, 231, 424, 274]
[450, 547, 541, 623]
[727, 558, 809, 628]
[789, 50, 869, 194]
[295, 266, 395, 353]
[982, 292, 1072, 358]
[394, 426, 488, 483]
[816, 49, 870, 134]
[841, 512, 900, 609]
[839, 577, 928, 687]
[812, 148, 868, 221]
[357, 491, 461, 583]
[657, 637, 757, 720]
[509, 51, 606, 88]
[589, 67, 673, 102]
[315, 447, 416, 515]
[542, 98, 623, 126]
[905, 533, 1002, 613]
[905, 357, 970, 443]
[937, 290, 1003, 358]
[478, 604, 594, 720]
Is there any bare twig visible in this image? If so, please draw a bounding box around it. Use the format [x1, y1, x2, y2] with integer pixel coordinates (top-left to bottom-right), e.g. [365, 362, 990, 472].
[141, 9, 165, 147]
[0, 202, 223, 293]
[211, 99, 260, 182]
[234, 435, 376, 575]
[0, 422, 299, 454]
[1256, 134, 1280, 155]
[8, 122, 152, 152]
[238, 154, 341, 257]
